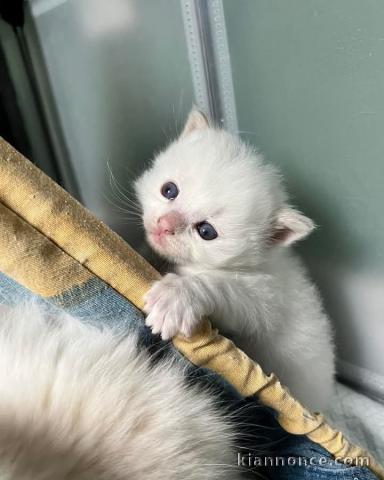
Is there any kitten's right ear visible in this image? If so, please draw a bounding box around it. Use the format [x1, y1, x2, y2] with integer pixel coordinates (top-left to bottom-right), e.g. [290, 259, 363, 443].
[181, 108, 209, 137]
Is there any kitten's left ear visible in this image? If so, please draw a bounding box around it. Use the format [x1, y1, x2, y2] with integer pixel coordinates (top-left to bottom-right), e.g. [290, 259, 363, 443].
[271, 207, 315, 246]
[181, 108, 209, 137]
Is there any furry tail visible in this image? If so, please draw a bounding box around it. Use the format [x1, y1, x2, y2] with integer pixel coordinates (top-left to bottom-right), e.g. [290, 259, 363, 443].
[0, 304, 240, 480]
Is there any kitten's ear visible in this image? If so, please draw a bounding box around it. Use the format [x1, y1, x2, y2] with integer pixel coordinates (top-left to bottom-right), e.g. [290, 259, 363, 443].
[181, 108, 209, 137]
[271, 207, 315, 246]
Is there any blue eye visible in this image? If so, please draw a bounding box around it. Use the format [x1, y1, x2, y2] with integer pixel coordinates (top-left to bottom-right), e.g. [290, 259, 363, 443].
[161, 181, 179, 200]
[196, 222, 218, 241]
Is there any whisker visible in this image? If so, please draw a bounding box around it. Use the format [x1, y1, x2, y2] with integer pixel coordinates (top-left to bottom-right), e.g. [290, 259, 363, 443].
[106, 163, 143, 218]
[236, 129, 258, 136]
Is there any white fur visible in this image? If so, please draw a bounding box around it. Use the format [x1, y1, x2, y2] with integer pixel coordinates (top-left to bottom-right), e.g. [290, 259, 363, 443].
[135, 110, 335, 410]
[0, 303, 240, 479]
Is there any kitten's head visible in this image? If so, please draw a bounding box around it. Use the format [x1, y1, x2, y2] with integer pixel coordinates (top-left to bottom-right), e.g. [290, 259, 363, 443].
[135, 109, 314, 269]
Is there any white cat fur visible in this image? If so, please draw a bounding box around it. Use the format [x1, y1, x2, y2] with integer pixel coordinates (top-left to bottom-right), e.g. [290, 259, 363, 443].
[135, 109, 335, 410]
[0, 303, 240, 479]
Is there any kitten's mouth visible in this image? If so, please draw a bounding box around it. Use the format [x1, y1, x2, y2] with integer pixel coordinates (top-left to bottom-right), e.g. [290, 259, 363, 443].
[148, 230, 168, 247]
[146, 229, 180, 260]
[147, 227, 178, 252]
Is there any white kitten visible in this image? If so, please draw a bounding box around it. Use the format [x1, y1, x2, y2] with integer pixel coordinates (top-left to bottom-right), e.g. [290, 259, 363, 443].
[0, 303, 240, 479]
[135, 109, 335, 410]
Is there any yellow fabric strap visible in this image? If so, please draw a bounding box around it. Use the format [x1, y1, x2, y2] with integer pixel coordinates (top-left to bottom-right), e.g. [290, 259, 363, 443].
[0, 202, 92, 296]
[0, 139, 159, 309]
[0, 138, 382, 479]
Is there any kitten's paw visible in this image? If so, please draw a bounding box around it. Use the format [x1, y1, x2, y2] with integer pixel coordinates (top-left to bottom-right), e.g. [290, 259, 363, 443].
[143, 274, 202, 340]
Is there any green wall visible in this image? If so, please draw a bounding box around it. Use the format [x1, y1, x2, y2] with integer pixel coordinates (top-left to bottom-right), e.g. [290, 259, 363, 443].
[224, 0, 384, 271]
[223, 0, 384, 387]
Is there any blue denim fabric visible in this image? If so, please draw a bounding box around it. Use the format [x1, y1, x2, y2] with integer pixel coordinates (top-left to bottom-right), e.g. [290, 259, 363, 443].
[262, 435, 378, 479]
[0, 272, 378, 479]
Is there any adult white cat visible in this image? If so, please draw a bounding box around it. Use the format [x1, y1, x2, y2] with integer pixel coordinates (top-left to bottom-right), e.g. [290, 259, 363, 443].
[0, 304, 239, 479]
[136, 109, 335, 410]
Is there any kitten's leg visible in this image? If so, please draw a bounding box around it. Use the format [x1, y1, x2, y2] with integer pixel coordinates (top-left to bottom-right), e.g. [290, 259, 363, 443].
[143, 273, 250, 340]
[143, 273, 215, 339]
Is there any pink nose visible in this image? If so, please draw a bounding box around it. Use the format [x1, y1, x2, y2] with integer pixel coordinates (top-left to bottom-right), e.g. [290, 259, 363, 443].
[156, 211, 185, 235]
